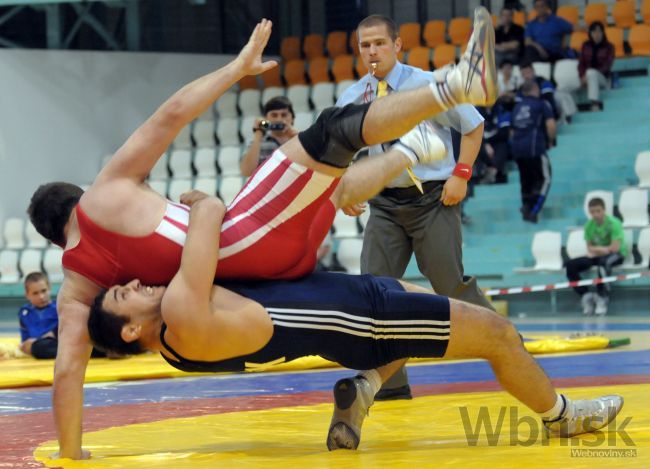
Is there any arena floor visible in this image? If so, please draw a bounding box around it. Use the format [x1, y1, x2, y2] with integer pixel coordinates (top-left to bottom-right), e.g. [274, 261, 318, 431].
[1, 317, 649, 468]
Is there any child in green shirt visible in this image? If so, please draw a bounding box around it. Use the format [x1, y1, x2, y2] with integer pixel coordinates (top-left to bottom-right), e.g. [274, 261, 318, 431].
[565, 197, 627, 315]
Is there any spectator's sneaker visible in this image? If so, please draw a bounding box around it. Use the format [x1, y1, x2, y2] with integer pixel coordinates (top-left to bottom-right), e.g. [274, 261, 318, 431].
[594, 294, 609, 315]
[431, 7, 497, 107]
[543, 395, 624, 437]
[581, 292, 595, 316]
[390, 121, 446, 166]
[326, 377, 375, 450]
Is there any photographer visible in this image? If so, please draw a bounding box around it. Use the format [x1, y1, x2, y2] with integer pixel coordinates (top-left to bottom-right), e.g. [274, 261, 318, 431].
[239, 96, 298, 177]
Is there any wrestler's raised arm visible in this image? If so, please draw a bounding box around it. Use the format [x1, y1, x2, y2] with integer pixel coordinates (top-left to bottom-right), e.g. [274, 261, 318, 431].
[96, 19, 277, 185]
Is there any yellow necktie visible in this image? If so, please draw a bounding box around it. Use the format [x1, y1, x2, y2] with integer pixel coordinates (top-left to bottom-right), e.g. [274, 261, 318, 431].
[376, 80, 423, 193]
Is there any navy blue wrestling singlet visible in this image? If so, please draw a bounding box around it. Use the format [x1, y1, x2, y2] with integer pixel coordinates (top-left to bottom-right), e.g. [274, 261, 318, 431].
[159, 272, 450, 373]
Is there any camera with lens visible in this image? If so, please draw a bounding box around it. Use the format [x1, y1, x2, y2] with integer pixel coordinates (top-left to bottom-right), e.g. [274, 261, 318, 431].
[259, 120, 286, 131]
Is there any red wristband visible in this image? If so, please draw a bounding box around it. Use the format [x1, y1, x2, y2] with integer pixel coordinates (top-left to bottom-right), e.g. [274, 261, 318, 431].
[452, 163, 472, 181]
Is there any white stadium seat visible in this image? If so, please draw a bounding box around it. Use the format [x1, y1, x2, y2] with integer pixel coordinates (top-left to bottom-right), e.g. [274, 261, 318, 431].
[618, 188, 649, 228]
[43, 247, 64, 283]
[168, 149, 194, 179]
[583, 190, 614, 218]
[553, 59, 580, 91]
[167, 179, 193, 203]
[193, 177, 218, 197]
[3, 218, 25, 249]
[635, 151, 650, 188]
[311, 82, 335, 111]
[637, 227, 650, 268]
[335, 80, 355, 100]
[19, 249, 43, 279]
[621, 229, 636, 268]
[0, 250, 20, 284]
[566, 229, 588, 259]
[219, 176, 244, 205]
[293, 111, 314, 132]
[193, 148, 218, 178]
[25, 222, 48, 249]
[337, 238, 363, 274]
[148, 180, 168, 197]
[149, 153, 169, 181]
[215, 91, 239, 118]
[332, 210, 360, 238]
[239, 89, 262, 117]
[261, 86, 286, 106]
[218, 146, 242, 177]
[240, 115, 258, 144]
[216, 117, 241, 146]
[286, 85, 311, 112]
[532, 61, 552, 80]
[173, 124, 193, 149]
[192, 120, 216, 148]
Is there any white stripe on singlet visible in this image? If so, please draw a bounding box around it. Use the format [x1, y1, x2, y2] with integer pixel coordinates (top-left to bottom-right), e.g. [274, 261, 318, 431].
[267, 307, 450, 340]
[219, 151, 335, 259]
[154, 201, 190, 247]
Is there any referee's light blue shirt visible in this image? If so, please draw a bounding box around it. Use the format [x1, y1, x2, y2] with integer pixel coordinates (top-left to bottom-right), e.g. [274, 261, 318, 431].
[336, 61, 484, 188]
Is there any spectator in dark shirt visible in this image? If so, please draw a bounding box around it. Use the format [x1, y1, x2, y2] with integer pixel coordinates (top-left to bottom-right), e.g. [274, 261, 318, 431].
[495, 7, 525, 66]
[578, 21, 615, 111]
[524, 0, 573, 63]
[510, 80, 556, 223]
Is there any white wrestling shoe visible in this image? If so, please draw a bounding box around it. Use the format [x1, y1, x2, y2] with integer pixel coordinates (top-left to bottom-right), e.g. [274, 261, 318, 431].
[326, 377, 375, 450]
[543, 395, 624, 437]
[390, 121, 446, 166]
[431, 6, 497, 108]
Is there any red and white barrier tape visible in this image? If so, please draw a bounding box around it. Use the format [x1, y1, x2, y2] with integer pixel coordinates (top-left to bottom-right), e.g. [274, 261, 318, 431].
[486, 271, 650, 297]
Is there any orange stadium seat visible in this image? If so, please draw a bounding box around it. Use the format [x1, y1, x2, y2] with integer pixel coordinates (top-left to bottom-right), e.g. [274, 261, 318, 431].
[491, 14, 497, 27]
[406, 46, 432, 70]
[349, 29, 360, 56]
[261, 65, 283, 87]
[643, 0, 650, 25]
[423, 20, 446, 48]
[612, 1, 637, 29]
[399, 22, 422, 50]
[308, 56, 331, 84]
[584, 3, 608, 27]
[284, 59, 307, 85]
[355, 56, 368, 77]
[629, 24, 650, 55]
[326, 31, 348, 58]
[557, 5, 579, 26]
[432, 44, 456, 69]
[303, 34, 325, 60]
[332, 54, 355, 82]
[513, 10, 526, 26]
[528, 9, 538, 23]
[448, 17, 471, 46]
[569, 31, 589, 52]
[280, 36, 301, 61]
[238, 75, 259, 90]
[606, 27, 626, 58]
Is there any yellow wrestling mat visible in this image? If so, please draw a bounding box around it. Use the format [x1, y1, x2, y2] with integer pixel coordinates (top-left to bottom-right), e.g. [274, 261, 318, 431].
[0, 335, 619, 388]
[35, 383, 649, 468]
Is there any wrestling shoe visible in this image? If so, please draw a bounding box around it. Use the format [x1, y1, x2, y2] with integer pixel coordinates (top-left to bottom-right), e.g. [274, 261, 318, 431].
[431, 6, 497, 108]
[543, 395, 624, 437]
[326, 377, 375, 450]
[390, 121, 446, 166]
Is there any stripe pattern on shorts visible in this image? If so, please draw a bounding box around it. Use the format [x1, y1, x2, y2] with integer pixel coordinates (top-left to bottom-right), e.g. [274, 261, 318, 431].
[154, 201, 190, 247]
[266, 307, 450, 340]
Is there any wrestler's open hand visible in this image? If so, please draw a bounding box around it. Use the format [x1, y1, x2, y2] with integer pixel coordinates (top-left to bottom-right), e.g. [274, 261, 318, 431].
[180, 189, 211, 207]
[235, 19, 277, 76]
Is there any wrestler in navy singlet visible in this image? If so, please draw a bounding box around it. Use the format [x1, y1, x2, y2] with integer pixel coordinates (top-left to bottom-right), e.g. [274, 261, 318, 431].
[159, 272, 451, 373]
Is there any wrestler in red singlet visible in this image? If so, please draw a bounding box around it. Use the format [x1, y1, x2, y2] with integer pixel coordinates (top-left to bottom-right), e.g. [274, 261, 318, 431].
[63, 152, 338, 288]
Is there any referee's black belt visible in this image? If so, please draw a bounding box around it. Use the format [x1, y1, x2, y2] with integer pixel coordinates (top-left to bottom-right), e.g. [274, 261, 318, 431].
[380, 180, 444, 200]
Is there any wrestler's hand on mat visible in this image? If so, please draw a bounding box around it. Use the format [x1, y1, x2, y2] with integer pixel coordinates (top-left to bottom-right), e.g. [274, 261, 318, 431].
[234, 19, 277, 76]
[441, 176, 468, 206]
[342, 203, 367, 217]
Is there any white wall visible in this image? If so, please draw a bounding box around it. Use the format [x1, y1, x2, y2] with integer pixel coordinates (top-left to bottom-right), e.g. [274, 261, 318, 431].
[0, 48, 237, 227]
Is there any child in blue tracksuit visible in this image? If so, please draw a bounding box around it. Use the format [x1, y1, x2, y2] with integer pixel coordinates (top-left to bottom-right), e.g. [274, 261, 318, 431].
[19, 272, 59, 358]
[510, 80, 557, 223]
